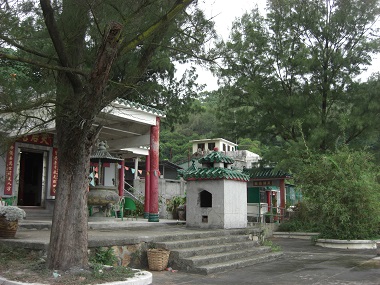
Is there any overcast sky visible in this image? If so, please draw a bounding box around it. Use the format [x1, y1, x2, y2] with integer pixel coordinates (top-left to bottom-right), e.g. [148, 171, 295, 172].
[187, 0, 263, 91]
[178, 1, 379, 91]
[198, 0, 264, 40]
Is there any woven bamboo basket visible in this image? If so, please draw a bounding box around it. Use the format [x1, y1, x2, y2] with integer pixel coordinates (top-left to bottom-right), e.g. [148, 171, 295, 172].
[0, 216, 18, 238]
[147, 248, 170, 271]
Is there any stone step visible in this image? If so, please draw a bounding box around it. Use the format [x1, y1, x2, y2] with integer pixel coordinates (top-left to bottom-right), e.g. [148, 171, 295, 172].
[153, 228, 261, 242]
[192, 251, 284, 275]
[156, 234, 250, 250]
[176, 246, 272, 268]
[170, 240, 260, 259]
[150, 227, 283, 275]
[21, 207, 53, 219]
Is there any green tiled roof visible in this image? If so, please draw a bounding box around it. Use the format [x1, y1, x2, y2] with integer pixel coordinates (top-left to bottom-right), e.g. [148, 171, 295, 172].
[182, 167, 249, 181]
[114, 98, 166, 117]
[178, 160, 198, 177]
[243, 168, 291, 179]
[198, 151, 235, 164]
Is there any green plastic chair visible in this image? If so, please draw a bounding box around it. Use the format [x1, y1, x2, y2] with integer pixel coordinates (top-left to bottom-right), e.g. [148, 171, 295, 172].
[88, 206, 93, 217]
[124, 198, 137, 220]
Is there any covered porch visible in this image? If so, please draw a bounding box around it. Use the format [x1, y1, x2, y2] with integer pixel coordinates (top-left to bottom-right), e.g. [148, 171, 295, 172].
[0, 99, 165, 222]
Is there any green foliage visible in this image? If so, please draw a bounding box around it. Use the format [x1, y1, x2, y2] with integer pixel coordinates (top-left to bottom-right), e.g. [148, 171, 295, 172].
[278, 202, 319, 233]
[134, 199, 144, 217]
[260, 239, 281, 252]
[236, 138, 264, 155]
[295, 148, 380, 239]
[0, 244, 29, 263]
[159, 97, 221, 163]
[159, 128, 195, 163]
[91, 263, 134, 281]
[166, 195, 186, 212]
[90, 247, 117, 266]
[214, 0, 380, 158]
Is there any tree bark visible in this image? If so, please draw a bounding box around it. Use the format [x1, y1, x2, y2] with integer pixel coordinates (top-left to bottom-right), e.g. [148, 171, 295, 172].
[47, 120, 93, 270]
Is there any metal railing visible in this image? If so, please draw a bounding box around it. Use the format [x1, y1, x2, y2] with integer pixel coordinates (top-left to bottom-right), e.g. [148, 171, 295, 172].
[247, 203, 287, 224]
[263, 206, 286, 223]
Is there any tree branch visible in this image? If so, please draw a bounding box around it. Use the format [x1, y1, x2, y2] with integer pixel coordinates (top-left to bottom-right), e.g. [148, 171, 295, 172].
[121, 0, 195, 54]
[89, 22, 123, 103]
[0, 97, 56, 114]
[39, 0, 83, 92]
[0, 34, 58, 62]
[0, 52, 87, 77]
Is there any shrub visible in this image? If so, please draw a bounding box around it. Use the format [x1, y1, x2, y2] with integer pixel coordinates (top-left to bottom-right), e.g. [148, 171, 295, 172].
[278, 202, 319, 232]
[295, 148, 380, 239]
[90, 247, 117, 266]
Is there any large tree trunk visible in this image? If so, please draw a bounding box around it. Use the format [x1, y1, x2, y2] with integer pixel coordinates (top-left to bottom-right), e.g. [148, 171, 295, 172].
[47, 111, 95, 270]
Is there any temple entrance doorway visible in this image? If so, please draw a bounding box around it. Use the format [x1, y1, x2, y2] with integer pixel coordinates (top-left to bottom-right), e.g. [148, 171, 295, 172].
[17, 150, 45, 206]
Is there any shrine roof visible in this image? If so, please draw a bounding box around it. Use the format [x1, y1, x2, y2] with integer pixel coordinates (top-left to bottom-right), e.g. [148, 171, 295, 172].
[182, 167, 249, 182]
[198, 151, 235, 164]
[243, 168, 291, 179]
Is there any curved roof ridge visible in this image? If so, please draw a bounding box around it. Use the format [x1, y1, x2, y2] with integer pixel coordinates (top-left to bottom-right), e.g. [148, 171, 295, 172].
[114, 98, 166, 117]
[198, 151, 235, 164]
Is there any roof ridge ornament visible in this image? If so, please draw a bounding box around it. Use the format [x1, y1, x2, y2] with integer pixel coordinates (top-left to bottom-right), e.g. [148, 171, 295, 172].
[91, 140, 122, 161]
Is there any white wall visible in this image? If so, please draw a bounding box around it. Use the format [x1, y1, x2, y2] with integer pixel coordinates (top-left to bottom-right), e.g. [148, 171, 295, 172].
[191, 139, 237, 153]
[223, 180, 247, 228]
[133, 178, 186, 218]
[103, 163, 117, 187]
[186, 179, 247, 229]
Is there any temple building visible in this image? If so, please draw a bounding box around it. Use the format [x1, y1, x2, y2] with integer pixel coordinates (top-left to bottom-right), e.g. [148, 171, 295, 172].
[0, 99, 164, 221]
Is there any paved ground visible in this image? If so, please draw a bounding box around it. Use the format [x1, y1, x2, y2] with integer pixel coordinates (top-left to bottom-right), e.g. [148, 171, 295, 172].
[151, 237, 380, 285]
[3, 218, 380, 285]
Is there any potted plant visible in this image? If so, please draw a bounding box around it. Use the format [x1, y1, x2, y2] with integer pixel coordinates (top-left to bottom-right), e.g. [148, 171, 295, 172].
[166, 196, 185, 220]
[0, 206, 26, 238]
[177, 204, 186, 221]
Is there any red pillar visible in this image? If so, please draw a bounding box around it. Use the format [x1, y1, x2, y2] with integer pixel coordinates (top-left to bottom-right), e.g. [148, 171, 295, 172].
[144, 154, 151, 219]
[149, 117, 160, 222]
[118, 160, 125, 196]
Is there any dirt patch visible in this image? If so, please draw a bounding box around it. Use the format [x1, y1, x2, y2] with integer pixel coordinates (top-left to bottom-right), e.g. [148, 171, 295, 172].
[0, 245, 136, 284]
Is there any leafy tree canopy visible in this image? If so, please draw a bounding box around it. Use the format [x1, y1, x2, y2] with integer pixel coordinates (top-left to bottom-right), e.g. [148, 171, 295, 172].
[213, 0, 380, 165]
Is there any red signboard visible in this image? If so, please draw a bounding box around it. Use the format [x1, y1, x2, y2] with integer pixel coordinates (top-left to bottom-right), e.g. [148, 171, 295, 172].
[4, 143, 15, 195]
[50, 148, 58, 196]
[18, 133, 53, 147]
[253, 180, 272, 186]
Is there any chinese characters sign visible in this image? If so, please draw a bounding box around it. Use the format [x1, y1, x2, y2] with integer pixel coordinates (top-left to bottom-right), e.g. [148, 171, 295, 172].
[4, 144, 15, 195]
[50, 148, 58, 196]
[253, 180, 272, 186]
[18, 133, 53, 146]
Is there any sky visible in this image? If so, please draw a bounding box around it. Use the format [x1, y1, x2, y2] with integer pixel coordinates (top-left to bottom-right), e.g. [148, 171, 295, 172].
[178, 0, 263, 91]
[179, 0, 379, 91]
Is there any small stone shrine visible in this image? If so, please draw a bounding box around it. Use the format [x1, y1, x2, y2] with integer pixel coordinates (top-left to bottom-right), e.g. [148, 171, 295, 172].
[181, 149, 250, 229]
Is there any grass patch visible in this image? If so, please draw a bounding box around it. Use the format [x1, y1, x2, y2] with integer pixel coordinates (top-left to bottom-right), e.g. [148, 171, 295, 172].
[261, 239, 281, 252]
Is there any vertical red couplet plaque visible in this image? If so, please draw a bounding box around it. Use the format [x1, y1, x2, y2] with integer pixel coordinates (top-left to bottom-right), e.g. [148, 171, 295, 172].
[50, 148, 59, 196]
[4, 144, 15, 195]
